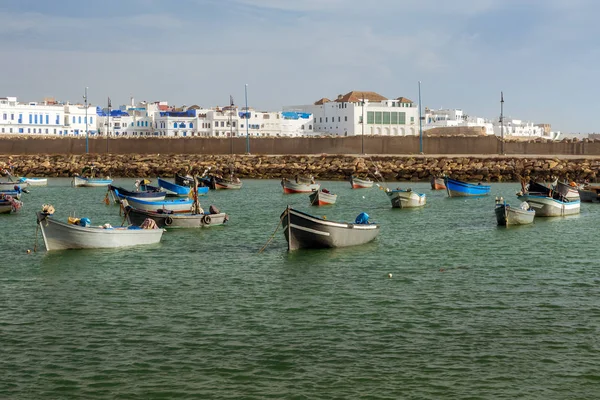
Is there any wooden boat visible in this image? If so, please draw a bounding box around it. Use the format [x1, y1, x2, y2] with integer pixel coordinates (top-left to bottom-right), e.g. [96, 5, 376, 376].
[494, 197, 535, 226]
[0, 194, 22, 214]
[118, 194, 194, 213]
[122, 201, 229, 228]
[36, 208, 164, 251]
[213, 175, 243, 190]
[281, 206, 380, 250]
[554, 181, 580, 201]
[385, 188, 426, 208]
[108, 184, 166, 203]
[430, 175, 446, 190]
[350, 175, 374, 189]
[72, 176, 113, 187]
[71, 165, 112, 187]
[0, 181, 28, 190]
[578, 184, 600, 203]
[157, 177, 192, 197]
[0, 189, 22, 200]
[309, 188, 337, 205]
[444, 177, 491, 197]
[20, 177, 47, 186]
[281, 177, 320, 194]
[516, 193, 580, 217]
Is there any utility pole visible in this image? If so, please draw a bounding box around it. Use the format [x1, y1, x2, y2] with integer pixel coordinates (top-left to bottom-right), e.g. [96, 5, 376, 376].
[245, 84, 250, 154]
[418, 81, 423, 154]
[361, 96, 365, 154]
[84, 87, 89, 153]
[500, 92, 505, 155]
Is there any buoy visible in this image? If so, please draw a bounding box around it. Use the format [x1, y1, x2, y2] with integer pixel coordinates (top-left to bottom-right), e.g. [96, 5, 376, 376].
[362, 196, 365, 199]
[26, 249, 31, 254]
[387, 273, 392, 278]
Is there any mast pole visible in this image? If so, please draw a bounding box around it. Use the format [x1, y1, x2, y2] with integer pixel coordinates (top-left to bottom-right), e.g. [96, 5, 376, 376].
[84, 87, 88, 154]
[419, 81, 423, 154]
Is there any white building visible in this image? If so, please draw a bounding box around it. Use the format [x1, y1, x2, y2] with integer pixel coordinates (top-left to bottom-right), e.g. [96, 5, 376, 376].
[64, 103, 97, 136]
[424, 108, 494, 135]
[284, 91, 420, 136]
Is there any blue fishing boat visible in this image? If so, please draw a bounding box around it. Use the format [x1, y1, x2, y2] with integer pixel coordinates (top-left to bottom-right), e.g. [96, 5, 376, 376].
[157, 177, 187, 197]
[117, 192, 194, 213]
[444, 177, 491, 197]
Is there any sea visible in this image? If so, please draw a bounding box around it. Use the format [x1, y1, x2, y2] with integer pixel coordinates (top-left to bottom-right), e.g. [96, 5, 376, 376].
[1, 178, 600, 399]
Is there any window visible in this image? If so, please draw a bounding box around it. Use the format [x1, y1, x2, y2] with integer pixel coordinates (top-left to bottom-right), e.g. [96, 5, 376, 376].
[367, 112, 374, 124]
[2, 113, 6, 120]
[326, 117, 328, 123]
[344, 116, 347, 122]
[10, 114, 14, 120]
[78, 116, 82, 123]
[375, 112, 382, 124]
[383, 112, 390, 124]
[338, 117, 340, 122]
[399, 112, 406, 124]
[46, 115, 49, 124]
[29, 114, 32, 124]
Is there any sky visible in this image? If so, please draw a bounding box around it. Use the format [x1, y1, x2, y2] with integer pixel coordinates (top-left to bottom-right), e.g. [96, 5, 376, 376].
[1, 0, 599, 133]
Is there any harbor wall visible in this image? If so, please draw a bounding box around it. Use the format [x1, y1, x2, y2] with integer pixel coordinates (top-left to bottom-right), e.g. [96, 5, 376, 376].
[1, 135, 600, 156]
[2, 154, 599, 183]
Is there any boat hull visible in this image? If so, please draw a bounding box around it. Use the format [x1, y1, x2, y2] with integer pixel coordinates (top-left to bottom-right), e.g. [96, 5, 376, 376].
[72, 176, 113, 187]
[309, 190, 337, 205]
[215, 179, 243, 190]
[386, 189, 426, 208]
[157, 177, 192, 197]
[445, 177, 491, 197]
[21, 177, 47, 186]
[109, 185, 167, 203]
[430, 177, 446, 190]
[281, 179, 320, 194]
[495, 204, 535, 226]
[125, 206, 228, 228]
[350, 176, 374, 189]
[517, 194, 580, 217]
[121, 195, 194, 213]
[36, 212, 164, 251]
[281, 207, 379, 250]
[578, 188, 600, 203]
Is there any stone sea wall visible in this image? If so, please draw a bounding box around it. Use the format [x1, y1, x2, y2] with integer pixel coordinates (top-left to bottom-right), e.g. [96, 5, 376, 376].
[2, 154, 599, 182]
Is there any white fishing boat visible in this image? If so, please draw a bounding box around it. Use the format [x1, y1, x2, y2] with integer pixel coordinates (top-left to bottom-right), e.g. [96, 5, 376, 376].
[281, 176, 320, 193]
[35, 206, 164, 251]
[309, 188, 338, 205]
[20, 177, 48, 186]
[71, 165, 112, 187]
[516, 193, 580, 217]
[494, 197, 535, 226]
[350, 176, 374, 189]
[385, 188, 426, 208]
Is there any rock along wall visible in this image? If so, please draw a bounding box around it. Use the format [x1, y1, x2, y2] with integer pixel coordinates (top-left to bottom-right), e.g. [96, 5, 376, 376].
[2, 154, 599, 183]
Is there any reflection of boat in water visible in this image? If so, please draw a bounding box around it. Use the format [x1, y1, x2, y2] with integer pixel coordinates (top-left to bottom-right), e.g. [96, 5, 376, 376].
[281, 206, 380, 250]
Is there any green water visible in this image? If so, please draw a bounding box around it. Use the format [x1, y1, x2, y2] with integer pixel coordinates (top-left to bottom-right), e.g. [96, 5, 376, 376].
[2, 178, 600, 399]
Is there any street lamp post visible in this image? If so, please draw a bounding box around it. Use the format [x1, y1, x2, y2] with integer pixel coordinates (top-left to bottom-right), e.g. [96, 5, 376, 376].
[361, 97, 365, 154]
[500, 91, 505, 155]
[418, 81, 423, 154]
[245, 84, 250, 154]
[84, 87, 89, 154]
[107, 97, 111, 153]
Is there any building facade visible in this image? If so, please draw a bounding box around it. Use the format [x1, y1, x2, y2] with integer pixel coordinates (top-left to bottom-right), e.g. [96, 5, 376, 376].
[284, 91, 420, 136]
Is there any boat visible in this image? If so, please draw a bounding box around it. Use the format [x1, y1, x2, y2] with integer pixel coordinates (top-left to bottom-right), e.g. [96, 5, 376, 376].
[157, 176, 191, 197]
[108, 183, 166, 204]
[578, 184, 600, 203]
[494, 197, 535, 226]
[350, 175, 374, 189]
[281, 206, 380, 250]
[0, 181, 28, 190]
[430, 175, 446, 190]
[213, 175, 243, 190]
[385, 187, 426, 208]
[309, 188, 337, 205]
[122, 201, 228, 228]
[35, 205, 164, 251]
[281, 176, 320, 194]
[444, 177, 491, 197]
[19, 177, 47, 186]
[516, 193, 580, 217]
[0, 194, 23, 214]
[553, 181, 580, 201]
[71, 166, 112, 187]
[116, 192, 194, 213]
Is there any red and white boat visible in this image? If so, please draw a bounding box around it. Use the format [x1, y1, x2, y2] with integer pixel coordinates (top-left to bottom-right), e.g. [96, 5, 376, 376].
[281, 177, 320, 194]
[309, 188, 337, 206]
[350, 175, 374, 189]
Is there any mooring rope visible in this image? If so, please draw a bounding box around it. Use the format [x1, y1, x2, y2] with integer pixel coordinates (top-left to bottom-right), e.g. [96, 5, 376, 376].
[258, 212, 287, 254]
